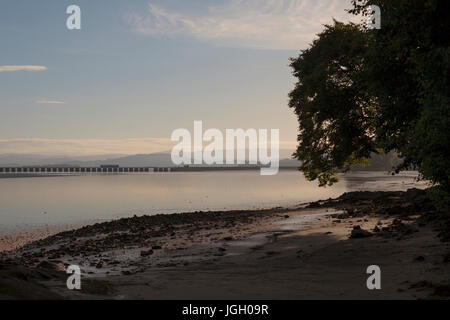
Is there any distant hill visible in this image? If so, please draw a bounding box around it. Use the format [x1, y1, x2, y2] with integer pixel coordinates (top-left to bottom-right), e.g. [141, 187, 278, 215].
[0, 150, 297, 168]
[0, 151, 401, 171]
[279, 158, 301, 167]
[73, 153, 302, 168]
[280, 152, 402, 171]
[79, 153, 174, 167]
[0, 154, 126, 167]
[351, 152, 402, 171]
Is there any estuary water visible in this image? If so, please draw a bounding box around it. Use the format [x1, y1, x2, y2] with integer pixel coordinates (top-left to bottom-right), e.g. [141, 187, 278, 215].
[0, 170, 427, 234]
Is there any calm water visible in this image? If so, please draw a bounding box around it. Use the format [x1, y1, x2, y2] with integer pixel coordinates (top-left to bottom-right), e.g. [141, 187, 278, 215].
[0, 171, 427, 233]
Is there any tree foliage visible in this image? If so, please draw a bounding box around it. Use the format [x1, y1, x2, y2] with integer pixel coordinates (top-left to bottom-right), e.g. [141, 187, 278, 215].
[289, 21, 375, 186]
[289, 0, 450, 201]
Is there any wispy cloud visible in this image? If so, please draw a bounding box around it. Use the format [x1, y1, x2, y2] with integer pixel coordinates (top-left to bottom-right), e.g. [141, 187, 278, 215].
[0, 65, 47, 72]
[0, 138, 174, 156]
[0, 138, 297, 157]
[35, 99, 65, 105]
[126, 0, 357, 50]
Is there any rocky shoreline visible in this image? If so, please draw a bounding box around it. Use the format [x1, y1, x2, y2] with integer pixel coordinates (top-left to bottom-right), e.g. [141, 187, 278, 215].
[1, 188, 449, 299]
[1, 206, 294, 268]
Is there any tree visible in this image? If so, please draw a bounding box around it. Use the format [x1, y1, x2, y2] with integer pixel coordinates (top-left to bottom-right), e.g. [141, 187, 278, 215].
[289, 21, 376, 186]
[289, 0, 449, 206]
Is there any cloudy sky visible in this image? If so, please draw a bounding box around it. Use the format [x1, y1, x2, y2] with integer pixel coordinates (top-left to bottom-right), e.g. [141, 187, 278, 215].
[0, 0, 356, 156]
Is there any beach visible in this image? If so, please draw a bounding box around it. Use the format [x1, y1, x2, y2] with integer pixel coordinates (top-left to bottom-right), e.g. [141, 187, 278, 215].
[1, 188, 449, 300]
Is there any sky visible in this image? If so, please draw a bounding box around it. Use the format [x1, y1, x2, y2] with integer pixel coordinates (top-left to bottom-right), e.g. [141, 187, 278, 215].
[0, 0, 356, 156]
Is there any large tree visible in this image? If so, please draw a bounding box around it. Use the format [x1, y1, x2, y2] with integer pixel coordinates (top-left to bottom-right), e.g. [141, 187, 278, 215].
[289, 0, 449, 205]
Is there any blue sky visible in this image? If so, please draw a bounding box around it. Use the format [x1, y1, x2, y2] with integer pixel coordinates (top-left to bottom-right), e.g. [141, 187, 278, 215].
[0, 0, 355, 155]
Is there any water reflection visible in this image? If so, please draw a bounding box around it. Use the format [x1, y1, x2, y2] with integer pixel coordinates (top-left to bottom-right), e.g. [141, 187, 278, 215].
[0, 171, 427, 232]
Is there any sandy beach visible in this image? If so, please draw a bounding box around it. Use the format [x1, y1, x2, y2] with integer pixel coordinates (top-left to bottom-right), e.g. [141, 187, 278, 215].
[1, 188, 449, 300]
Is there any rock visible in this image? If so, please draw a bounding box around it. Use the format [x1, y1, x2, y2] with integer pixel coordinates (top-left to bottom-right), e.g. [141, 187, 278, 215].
[36, 260, 65, 271]
[140, 250, 154, 257]
[223, 236, 233, 241]
[307, 202, 322, 208]
[350, 226, 373, 239]
[443, 253, 450, 263]
[152, 245, 162, 250]
[346, 208, 355, 216]
[434, 285, 450, 297]
[218, 247, 226, 252]
[95, 261, 103, 268]
[373, 226, 381, 233]
[414, 256, 425, 262]
[337, 212, 350, 219]
[409, 280, 433, 289]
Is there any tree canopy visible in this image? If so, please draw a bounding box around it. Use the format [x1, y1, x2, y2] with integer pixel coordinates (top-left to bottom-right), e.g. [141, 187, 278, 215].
[289, 0, 449, 205]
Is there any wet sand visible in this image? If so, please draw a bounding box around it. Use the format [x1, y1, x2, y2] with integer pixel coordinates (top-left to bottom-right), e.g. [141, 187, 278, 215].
[0, 225, 84, 253]
[1, 189, 449, 299]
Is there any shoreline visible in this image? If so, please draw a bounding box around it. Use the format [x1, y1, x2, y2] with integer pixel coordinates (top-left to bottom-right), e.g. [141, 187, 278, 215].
[0, 206, 304, 253]
[1, 188, 449, 299]
[0, 170, 429, 253]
